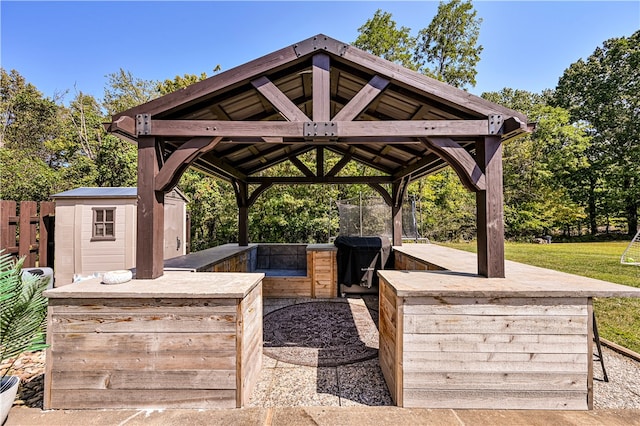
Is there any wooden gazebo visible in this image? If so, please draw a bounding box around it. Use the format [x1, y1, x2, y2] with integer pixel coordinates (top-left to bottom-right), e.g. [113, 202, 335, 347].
[106, 34, 529, 280]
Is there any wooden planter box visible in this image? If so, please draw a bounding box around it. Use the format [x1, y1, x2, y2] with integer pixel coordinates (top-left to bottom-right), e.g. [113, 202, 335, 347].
[379, 274, 591, 410]
[44, 272, 263, 409]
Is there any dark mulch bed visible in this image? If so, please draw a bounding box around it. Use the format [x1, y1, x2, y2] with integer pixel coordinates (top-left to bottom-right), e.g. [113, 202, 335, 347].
[263, 301, 379, 367]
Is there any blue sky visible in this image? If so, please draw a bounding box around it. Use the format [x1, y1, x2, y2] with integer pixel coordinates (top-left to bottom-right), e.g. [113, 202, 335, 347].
[2, 1, 639, 104]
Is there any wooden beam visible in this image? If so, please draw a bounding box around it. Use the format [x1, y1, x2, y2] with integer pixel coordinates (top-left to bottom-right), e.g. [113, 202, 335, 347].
[423, 137, 486, 192]
[113, 42, 300, 119]
[325, 147, 354, 177]
[134, 119, 491, 138]
[244, 146, 315, 175]
[136, 136, 164, 279]
[338, 120, 489, 138]
[251, 76, 309, 122]
[500, 116, 529, 140]
[289, 155, 315, 178]
[369, 183, 392, 206]
[316, 147, 324, 177]
[324, 145, 395, 175]
[236, 181, 249, 246]
[341, 44, 528, 123]
[155, 137, 222, 192]
[392, 152, 444, 180]
[333, 75, 389, 121]
[476, 135, 505, 278]
[142, 120, 303, 138]
[106, 115, 136, 138]
[245, 176, 393, 184]
[248, 183, 273, 207]
[196, 151, 247, 181]
[349, 144, 408, 167]
[391, 179, 408, 246]
[312, 54, 330, 121]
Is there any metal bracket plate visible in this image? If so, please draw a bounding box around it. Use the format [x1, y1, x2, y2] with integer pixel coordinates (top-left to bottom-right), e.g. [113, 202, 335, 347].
[304, 122, 337, 138]
[488, 114, 503, 135]
[136, 114, 151, 136]
[294, 36, 348, 58]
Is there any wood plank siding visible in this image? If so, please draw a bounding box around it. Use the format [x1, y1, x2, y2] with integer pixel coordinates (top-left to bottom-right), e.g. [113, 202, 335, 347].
[44, 274, 263, 409]
[379, 276, 590, 410]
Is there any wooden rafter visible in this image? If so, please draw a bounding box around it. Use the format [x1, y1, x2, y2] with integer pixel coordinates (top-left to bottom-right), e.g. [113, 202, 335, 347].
[392, 151, 446, 180]
[340, 43, 527, 123]
[196, 151, 247, 181]
[251, 76, 309, 122]
[312, 54, 330, 121]
[325, 147, 354, 177]
[244, 146, 315, 175]
[113, 44, 301, 120]
[156, 137, 222, 192]
[333, 75, 389, 121]
[422, 137, 486, 192]
[289, 155, 315, 178]
[325, 145, 394, 175]
[348, 144, 408, 168]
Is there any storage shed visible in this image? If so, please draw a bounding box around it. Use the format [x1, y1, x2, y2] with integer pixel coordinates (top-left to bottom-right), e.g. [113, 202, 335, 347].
[51, 187, 187, 285]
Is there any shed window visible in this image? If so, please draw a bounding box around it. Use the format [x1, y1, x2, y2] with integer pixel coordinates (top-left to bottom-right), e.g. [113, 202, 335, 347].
[92, 208, 115, 240]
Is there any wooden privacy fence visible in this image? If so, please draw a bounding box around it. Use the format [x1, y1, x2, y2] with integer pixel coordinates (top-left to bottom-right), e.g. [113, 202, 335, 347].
[0, 200, 55, 267]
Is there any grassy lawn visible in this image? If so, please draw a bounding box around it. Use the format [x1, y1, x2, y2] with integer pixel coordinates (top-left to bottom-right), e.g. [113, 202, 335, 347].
[441, 241, 640, 353]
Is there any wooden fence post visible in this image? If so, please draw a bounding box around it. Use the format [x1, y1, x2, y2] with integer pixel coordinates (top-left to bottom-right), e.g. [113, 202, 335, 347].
[39, 202, 55, 267]
[19, 201, 37, 267]
[0, 200, 17, 253]
[1, 200, 56, 267]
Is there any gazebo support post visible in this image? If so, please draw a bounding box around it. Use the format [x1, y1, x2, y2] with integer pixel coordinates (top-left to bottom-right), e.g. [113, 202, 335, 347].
[136, 136, 165, 279]
[236, 181, 249, 246]
[392, 181, 405, 246]
[476, 135, 505, 278]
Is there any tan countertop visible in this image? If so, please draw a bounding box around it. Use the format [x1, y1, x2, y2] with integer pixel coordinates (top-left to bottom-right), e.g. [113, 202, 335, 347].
[306, 244, 337, 251]
[44, 271, 264, 299]
[384, 244, 640, 298]
[163, 243, 257, 271]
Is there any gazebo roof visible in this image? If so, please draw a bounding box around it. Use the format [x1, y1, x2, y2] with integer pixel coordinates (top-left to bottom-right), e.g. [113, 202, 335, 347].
[108, 34, 528, 188]
[109, 34, 528, 279]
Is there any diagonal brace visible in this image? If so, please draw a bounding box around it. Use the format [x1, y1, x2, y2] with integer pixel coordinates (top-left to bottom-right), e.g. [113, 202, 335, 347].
[422, 137, 486, 192]
[155, 137, 222, 192]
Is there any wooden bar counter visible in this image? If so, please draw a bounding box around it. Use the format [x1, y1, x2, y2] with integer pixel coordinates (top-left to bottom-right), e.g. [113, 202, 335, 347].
[43, 272, 264, 409]
[380, 245, 640, 410]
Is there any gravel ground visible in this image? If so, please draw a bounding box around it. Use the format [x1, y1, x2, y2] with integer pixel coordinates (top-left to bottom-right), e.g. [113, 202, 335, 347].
[593, 346, 640, 409]
[4, 343, 639, 410]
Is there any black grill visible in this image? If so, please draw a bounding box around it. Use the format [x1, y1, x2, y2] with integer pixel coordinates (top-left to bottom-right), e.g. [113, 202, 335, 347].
[334, 236, 391, 294]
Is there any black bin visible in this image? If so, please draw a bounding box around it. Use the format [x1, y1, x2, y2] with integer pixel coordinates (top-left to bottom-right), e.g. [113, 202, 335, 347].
[334, 236, 391, 295]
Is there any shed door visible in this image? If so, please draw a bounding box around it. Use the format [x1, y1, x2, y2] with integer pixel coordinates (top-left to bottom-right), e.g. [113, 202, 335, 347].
[163, 199, 185, 259]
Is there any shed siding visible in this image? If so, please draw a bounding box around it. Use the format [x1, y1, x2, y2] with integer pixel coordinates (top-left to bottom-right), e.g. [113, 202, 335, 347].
[54, 190, 185, 286]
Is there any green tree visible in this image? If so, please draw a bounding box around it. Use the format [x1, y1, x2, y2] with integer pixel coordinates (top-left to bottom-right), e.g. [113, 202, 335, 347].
[554, 30, 640, 235]
[483, 88, 590, 237]
[156, 72, 210, 96]
[354, 9, 417, 70]
[408, 169, 476, 241]
[103, 68, 158, 116]
[0, 69, 60, 159]
[94, 136, 137, 187]
[0, 69, 65, 200]
[414, 0, 483, 88]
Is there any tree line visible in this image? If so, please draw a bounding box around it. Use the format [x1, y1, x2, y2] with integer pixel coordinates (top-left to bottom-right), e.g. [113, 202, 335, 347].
[1, 0, 638, 251]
